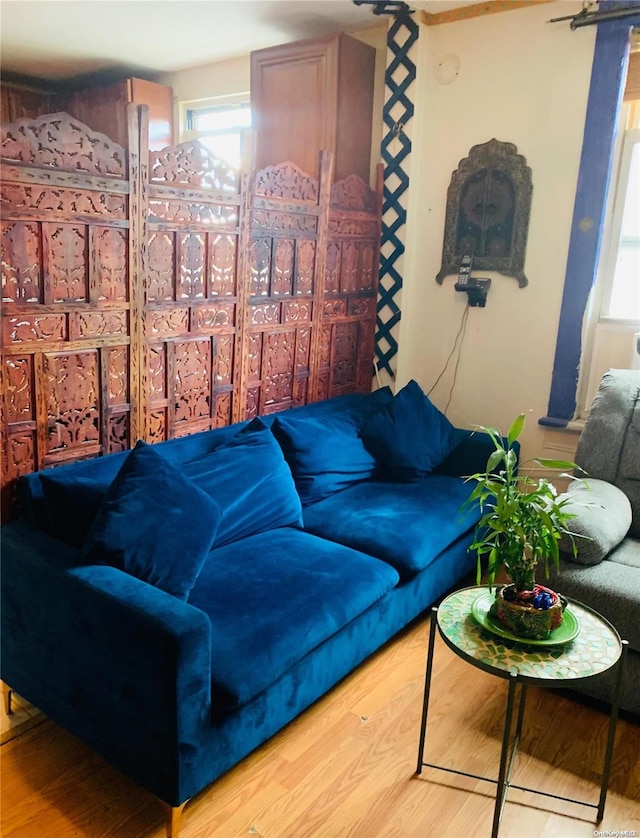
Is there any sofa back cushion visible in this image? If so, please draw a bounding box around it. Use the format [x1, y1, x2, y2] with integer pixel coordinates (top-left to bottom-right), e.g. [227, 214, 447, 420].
[360, 379, 456, 481]
[81, 441, 221, 600]
[272, 387, 393, 505]
[576, 369, 640, 537]
[28, 388, 391, 543]
[40, 460, 127, 548]
[182, 418, 303, 547]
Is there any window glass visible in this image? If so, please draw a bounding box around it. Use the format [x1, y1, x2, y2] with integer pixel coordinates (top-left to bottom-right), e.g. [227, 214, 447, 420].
[184, 103, 251, 170]
[608, 139, 640, 319]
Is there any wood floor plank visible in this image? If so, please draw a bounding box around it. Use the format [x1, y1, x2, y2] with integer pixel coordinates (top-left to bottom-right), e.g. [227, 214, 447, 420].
[2, 613, 639, 838]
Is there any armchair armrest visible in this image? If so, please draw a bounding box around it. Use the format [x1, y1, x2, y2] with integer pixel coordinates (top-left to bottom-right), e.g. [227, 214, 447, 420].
[1, 521, 211, 805]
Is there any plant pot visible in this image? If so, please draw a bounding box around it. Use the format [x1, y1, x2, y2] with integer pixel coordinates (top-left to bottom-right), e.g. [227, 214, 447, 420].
[489, 583, 566, 640]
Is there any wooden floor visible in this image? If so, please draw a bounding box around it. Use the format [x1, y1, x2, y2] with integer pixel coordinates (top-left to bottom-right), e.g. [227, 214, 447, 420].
[1, 613, 639, 838]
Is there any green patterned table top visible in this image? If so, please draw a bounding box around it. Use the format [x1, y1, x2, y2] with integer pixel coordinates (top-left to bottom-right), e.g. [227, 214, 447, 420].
[437, 587, 622, 684]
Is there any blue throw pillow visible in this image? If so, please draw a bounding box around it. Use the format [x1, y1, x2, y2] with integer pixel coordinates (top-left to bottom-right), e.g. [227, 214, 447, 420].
[182, 418, 303, 547]
[272, 413, 378, 505]
[361, 379, 456, 482]
[81, 441, 221, 600]
[39, 454, 124, 548]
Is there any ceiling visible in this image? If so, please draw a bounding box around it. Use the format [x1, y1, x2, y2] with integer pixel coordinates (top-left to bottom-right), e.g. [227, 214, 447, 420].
[0, 0, 485, 83]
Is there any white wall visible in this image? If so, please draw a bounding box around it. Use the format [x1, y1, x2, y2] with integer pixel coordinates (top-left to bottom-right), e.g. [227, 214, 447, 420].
[398, 1, 595, 466]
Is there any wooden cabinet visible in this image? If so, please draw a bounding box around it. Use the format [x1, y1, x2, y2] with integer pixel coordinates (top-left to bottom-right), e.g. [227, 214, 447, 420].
[2, 77, 173, 150]
[1, 83, 52, 124]
[56, 78, 173, 150]
[250, 33, 375, 183]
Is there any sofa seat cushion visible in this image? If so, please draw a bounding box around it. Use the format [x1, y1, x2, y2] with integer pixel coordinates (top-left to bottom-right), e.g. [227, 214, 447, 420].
[187, 528, 400, 708]
[548, 537, 640, 652]
[302, 475, 482, 577]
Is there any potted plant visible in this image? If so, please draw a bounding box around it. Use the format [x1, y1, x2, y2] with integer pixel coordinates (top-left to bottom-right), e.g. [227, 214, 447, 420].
[465, 413, 579, 640]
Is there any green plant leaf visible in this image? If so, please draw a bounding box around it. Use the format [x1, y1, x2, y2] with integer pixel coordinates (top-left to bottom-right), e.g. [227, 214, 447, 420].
[507, 413, 525, 444]
[535, 457, 578, 470]
[486, 449, 504, 473]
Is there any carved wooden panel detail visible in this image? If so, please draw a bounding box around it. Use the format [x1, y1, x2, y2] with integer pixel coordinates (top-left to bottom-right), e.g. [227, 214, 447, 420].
[147, 344, 166, 397]
[108, 413, 129, 453]
[141, 138, 242, 440]
[1, 111, 135, 516]
[4, 356, 34, 422]
[250, 238, 271, 296]
[242, 159, 327, 419]
[149, 142, 239, 192]
[273, 238, 294, 296]
[43, 224, 88, 303]
[319, 171, 382, 399]
[177, 232, 206, 299]
[1, 183, 127, 219]
[173, 339, 211, 424]
[2, 221, 42, 303]
[214, 392, 232, 428]
[255, 162, 319, 201]
[4, 314, 67, 344]
[216, 335, 234, 386]
[209, 234, 237, 296]
[1, 117, 381, 516]
[69, 311, 128, 340]
[147, 232, 175, 301]
[1, 112, 126, 177]
[295, 239, 316, 296]
[106, 347, 129, 405]
[92, 227, 128, 301]
[332, 322, 359, 388]
[43, 351, 101, 452]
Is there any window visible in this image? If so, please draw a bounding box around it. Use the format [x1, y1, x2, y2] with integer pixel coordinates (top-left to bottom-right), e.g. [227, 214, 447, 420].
[182, 100, 251, 170]
[575, 64, 640, 415]
[603, 126, 640, 321]
[542, 12, 640, 427]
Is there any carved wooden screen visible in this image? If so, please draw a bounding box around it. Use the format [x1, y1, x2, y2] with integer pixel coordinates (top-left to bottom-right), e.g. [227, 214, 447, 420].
[316, 169, 383, 400]
[1, 111, 139, 515]
[242, 156, 331, 419]
[140, 140, 244, 441]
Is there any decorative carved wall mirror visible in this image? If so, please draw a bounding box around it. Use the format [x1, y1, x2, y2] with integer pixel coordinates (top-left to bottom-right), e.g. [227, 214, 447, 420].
[436, 138, 532, 287]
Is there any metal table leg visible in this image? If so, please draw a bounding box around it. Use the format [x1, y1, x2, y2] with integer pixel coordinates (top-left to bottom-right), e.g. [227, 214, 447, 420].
[416, 607, 438, 775]
[597, 640, 628, 821]
[491, 672, 519, 838]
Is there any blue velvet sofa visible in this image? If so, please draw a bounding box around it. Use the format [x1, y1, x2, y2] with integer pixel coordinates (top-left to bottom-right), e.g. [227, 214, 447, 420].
[1, 382, 492, 836]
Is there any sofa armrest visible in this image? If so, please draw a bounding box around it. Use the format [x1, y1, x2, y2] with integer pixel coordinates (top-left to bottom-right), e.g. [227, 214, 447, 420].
[1, 521, 211, 803]
[434, 429, 515, 477]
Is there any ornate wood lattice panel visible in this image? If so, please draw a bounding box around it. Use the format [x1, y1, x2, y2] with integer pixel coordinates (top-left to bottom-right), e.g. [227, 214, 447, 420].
[241, 156, 332, 419]
[1, 111, 383, 517]
[1, 111, 139, 515]
[315, 168, 383, 401]
[141, 139, 243, 440]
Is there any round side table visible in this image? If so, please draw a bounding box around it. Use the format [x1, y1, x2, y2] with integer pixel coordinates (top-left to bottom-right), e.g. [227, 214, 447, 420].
[416, 586, 628, 838]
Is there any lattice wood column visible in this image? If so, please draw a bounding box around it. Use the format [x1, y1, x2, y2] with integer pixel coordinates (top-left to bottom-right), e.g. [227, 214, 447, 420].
[377, 12, 419, 383]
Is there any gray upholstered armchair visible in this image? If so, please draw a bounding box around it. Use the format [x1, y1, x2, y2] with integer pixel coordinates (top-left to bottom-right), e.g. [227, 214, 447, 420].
[546, 369, 640, 717]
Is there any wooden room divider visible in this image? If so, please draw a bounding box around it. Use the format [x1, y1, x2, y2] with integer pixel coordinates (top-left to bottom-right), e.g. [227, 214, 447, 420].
[1, 106, 382, 516]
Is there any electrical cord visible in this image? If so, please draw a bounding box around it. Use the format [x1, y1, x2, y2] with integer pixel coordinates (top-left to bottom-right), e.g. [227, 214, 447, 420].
[427, 302, 470, 414]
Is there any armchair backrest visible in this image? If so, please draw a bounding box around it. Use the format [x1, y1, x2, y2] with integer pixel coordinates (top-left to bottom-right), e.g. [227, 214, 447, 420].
[575, 368, 640, 537]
